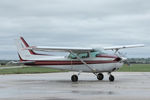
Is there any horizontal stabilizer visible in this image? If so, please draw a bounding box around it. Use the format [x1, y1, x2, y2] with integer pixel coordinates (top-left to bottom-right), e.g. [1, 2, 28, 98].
[0, 66, 31, 69]
[13, 61, 35, 64]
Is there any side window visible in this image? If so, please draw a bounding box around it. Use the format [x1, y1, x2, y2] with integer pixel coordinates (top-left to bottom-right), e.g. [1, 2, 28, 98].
[78, 53, 89, 58]
[68, 52, 89, 59]
[90, 51, 99, 57]
[90, 50, 106, 57]
[69, 54, 77, 59]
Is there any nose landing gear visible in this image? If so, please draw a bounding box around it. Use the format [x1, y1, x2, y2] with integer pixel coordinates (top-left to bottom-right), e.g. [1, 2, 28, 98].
[109, 74, 115, 82]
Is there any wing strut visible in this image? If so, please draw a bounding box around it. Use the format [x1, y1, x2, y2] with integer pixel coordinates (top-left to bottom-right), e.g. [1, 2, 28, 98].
[69, 50, 97, 74]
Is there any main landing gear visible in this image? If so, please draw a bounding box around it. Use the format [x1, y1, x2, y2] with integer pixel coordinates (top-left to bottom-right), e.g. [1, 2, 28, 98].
[97, 73, 104, 80]
[71, 75, 78, 82]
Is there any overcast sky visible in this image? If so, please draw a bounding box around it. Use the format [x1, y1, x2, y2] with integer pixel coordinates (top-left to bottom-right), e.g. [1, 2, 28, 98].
[0, 0, 150, 60]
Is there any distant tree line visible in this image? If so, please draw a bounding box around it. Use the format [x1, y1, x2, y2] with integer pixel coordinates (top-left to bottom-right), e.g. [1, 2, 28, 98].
[0, 60, 17, 66]
[128, 58, 150, 64]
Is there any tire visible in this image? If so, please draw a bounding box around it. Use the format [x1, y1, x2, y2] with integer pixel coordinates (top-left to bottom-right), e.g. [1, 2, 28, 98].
[71, 75, 78, 82]
[97, 73, 104, 80]
[109, 75, 115, 82]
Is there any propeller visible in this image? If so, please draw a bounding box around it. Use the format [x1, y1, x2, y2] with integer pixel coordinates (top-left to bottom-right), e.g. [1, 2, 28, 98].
[114, 51, 131, 66]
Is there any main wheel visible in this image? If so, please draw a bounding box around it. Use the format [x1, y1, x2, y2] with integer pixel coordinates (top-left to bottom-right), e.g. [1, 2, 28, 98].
[97, 73, 104, 80]
[109, 75, 115, 82]
[71, 75, 78, 82]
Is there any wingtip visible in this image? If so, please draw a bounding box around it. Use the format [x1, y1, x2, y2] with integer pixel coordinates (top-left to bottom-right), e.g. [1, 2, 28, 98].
[137, 44, 145, 47]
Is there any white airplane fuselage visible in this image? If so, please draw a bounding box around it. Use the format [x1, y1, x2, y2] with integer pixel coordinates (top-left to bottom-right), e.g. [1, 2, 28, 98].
[20, 54, 123, 73]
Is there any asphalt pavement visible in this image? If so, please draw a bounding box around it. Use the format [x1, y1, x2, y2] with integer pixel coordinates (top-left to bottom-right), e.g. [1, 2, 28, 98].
[0, 72, 150, 100]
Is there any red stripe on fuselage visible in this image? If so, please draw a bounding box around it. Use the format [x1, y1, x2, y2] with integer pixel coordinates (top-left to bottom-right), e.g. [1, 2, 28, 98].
[96, 54, 117, 58]
[24, 60, 118, 66]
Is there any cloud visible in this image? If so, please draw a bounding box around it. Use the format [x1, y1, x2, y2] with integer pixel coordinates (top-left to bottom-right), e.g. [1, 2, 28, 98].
[0, 0, 150, 59]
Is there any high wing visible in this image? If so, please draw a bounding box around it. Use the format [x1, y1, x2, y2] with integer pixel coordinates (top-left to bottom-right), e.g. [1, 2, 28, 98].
[104, 44, 144, 51]
[25, 44, 144, 53]
[25, 46, 94, 53]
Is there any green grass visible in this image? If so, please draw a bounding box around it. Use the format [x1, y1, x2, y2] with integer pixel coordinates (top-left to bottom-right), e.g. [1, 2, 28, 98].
[118, 64, 150, 72]
[0, 64, 150, 74]
[0, 66, 63, 74]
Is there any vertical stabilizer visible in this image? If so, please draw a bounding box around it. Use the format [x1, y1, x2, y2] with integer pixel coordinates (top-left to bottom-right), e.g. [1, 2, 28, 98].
[16, 37, 33, 61]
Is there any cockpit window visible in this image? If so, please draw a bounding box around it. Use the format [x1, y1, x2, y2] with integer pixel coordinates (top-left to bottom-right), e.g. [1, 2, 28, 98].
[68, 50, 106, 59]
[78, 53, 89, 58]
[68, 52, 89, 59]
[68, 53, 77, 59]
[90, 50, 106, 57]
[90, 51, 100, 57]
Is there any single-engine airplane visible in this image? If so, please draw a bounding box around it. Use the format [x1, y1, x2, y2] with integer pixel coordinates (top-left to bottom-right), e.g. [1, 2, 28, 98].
[16, 37, 144, 82]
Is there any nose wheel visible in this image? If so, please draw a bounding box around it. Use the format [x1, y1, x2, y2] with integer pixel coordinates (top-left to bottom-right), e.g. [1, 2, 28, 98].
[109, 74, 115, 82]
[71, 75, 78, 82]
